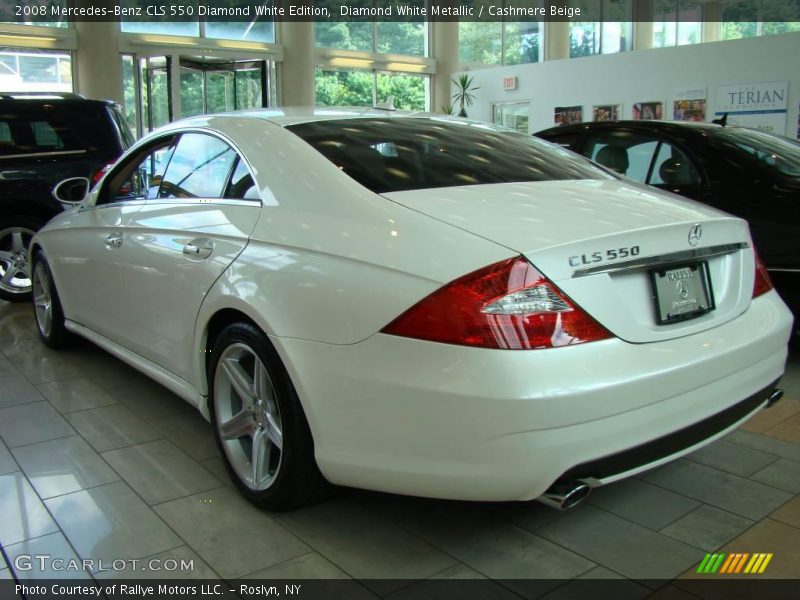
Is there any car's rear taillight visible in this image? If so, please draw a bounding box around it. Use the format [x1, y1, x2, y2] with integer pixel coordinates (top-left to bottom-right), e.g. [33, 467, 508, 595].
[92, 163, 114, 184]
[752, 248, 774, 298]
[381, 257, 613, 350]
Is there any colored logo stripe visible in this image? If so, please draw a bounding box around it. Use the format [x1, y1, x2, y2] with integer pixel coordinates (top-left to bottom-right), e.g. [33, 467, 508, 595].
[697, 552, 773, 574]
[697, 553, 725, 573]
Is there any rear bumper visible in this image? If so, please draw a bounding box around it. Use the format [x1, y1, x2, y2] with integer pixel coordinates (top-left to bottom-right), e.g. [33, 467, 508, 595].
[275, 291, 792, 501]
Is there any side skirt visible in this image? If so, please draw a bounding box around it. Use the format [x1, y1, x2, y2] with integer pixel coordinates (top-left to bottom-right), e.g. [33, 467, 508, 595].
[65, 320, 210, 421]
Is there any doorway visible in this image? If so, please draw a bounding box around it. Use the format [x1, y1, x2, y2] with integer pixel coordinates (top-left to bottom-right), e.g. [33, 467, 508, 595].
[123, 54, 273, 138]
[179, 57, 269, 118]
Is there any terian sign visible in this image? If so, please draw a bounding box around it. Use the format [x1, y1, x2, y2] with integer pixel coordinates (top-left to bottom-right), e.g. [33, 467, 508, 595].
[715, 81, 789, 135]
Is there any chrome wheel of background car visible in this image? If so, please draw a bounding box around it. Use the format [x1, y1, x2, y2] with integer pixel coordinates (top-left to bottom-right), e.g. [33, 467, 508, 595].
[0, 226, 35, 297]
[32, 261, 53, 337]
[214, 342, 283, 492]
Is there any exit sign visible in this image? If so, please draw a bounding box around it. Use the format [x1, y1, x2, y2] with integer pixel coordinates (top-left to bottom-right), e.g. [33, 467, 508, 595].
[503, 76, 517, 90]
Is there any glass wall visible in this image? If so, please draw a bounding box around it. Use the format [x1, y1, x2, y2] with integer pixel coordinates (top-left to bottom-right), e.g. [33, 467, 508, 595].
[653, 0, 703, 47]
[569, 0, 632, 58]
[0, 0, 68, 27]
[720, 0, 800, 40]
[315, 68, 428, 111]
[120, 18, 275, 43]
[315, 8, 428, 56]
[459, 20, 503, 65]
[0, 49, 72, 92]
[459, 0, 542, 66]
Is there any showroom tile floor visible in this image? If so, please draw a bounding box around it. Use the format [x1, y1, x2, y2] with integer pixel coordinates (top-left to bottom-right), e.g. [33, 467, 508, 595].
[1, 300, 799, 595]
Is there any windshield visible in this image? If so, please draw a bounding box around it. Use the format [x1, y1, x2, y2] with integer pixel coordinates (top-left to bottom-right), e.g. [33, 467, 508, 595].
[287, 117, 612, 194]
[716, 128, 800, 177]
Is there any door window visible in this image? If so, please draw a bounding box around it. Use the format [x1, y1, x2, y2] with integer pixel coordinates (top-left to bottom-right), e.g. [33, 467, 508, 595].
[159, 133, 237, 199]
[649, 142, 701, 187]
[583, 130, 700, 187]
[584, 131, 659, 180]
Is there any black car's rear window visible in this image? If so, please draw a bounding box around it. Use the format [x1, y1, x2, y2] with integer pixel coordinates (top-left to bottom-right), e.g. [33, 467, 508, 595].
[287, 118, 611, 193]
[713, 128, 800, 178]
[0, 113, 83, 156]
[0, 101, 127, 159]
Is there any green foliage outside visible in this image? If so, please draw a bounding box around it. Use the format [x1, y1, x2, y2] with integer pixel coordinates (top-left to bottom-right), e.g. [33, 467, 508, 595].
[458, 21, 541, 65]
[314, 21, 426, 55]
[314, 69, 426, 111]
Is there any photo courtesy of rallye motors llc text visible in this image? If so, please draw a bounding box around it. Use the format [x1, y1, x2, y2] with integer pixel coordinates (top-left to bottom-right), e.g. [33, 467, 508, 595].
[12, 583, 303, 597]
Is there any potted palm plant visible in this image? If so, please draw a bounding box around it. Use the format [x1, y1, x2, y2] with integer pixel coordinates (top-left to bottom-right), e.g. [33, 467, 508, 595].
[451, 74, 480, 118]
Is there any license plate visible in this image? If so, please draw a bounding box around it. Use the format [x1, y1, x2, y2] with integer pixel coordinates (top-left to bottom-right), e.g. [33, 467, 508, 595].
[650, 262, 715, 324]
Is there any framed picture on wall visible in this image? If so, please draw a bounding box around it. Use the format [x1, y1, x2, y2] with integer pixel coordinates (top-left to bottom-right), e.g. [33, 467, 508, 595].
[673, 99, 707, 121]
[633, 101, 664, 120]
[554, 105, 583, 125]
[593, 104, 621, 121]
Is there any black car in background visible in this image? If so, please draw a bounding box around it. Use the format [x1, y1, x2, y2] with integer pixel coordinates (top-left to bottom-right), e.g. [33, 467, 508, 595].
[0, 93, 133, 302]
[536, 121, 800, 322]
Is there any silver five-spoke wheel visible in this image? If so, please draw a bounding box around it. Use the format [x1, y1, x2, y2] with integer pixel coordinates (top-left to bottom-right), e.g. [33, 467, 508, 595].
[214, 343, 283, 491]
[0, 227, 35, 297]
[32, 261, 53, 337]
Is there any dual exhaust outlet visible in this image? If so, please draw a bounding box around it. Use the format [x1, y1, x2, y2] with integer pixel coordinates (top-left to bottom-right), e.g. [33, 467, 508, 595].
[536, 388, 785, 511]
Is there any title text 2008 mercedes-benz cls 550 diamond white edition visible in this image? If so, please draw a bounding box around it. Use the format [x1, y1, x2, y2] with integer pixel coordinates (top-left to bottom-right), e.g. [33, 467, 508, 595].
[31, 109, 793, 510]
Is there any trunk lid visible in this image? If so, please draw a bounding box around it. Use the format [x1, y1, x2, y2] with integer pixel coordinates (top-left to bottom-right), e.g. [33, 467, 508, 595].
[383, 180, 754, 344]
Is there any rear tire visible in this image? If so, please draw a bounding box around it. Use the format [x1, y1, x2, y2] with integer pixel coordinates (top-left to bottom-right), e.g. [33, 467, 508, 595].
[31, 251, 74, 349]
[0, 216, 44, 303]
[208, 322, 332, 510]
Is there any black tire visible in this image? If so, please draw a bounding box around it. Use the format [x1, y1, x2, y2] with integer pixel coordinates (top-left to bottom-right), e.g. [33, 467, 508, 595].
[0, 215, 46, 303]
[208, 322, 332, 510]
[31, 251, 74, 349]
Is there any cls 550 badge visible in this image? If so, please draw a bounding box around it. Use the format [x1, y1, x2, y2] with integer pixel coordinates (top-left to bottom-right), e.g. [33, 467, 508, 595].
[569, 245, 641, 267]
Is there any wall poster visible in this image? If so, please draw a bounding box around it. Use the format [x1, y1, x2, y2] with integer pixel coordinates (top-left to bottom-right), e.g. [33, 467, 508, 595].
[554, 105, 583, 125]
[593, 104, 621, 121]
[715, 81, 789, 135]
[633, 101, 664, 120]
[674, 88, 707, 122]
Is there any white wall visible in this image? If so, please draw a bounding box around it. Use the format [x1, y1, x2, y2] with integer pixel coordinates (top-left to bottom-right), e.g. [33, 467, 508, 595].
[457, 31, 800, 137]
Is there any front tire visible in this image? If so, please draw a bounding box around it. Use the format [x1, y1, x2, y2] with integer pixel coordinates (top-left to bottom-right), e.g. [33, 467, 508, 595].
[208, 322, 331, 510]
[31, 251, 73, 349]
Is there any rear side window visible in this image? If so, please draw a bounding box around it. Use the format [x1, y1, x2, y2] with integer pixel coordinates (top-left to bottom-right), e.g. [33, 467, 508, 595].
[287, 118, 610, 194]
[159, 133, 238, 199]
[0, 114, 83, 156]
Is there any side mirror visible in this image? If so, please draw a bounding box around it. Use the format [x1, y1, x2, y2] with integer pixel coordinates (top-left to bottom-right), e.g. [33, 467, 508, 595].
[52, 177, 90, 206]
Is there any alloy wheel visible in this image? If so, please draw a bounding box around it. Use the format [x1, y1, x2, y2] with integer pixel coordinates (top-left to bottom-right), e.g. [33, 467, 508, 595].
[214, 343, 284, 491]
[32, 261, 53, 337]
[0, 227, 36, 296]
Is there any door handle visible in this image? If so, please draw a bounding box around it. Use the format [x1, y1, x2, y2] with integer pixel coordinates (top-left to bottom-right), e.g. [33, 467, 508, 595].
[182, 238, 214, 260]
[105, 233, 123, 248]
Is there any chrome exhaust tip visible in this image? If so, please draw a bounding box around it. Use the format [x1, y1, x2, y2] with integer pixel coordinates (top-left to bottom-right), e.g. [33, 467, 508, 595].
[767, 388, 784, 408]
[536, 481, 591, 511]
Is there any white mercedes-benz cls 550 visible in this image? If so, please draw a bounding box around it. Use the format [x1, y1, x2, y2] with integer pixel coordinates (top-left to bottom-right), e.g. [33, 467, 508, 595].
[31, 108, 793, 510]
